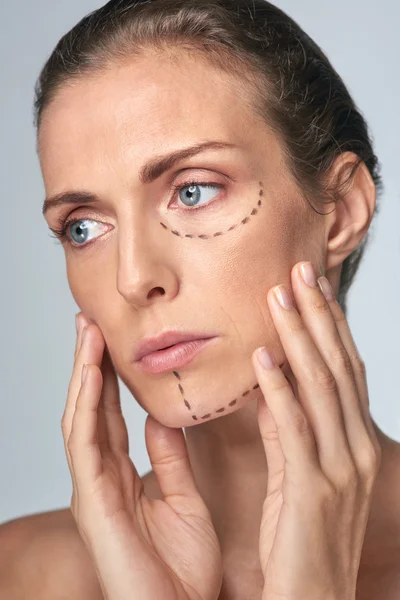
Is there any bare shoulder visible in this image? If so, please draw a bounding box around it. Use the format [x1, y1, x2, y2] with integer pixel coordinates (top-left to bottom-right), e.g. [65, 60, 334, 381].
[0, 506, 104, 599]
[0, 470, 160, 599]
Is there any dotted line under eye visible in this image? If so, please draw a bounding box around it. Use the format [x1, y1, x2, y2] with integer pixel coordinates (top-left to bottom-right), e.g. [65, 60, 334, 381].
[159, 181, 264, 238]
[172, 370, 260, 420]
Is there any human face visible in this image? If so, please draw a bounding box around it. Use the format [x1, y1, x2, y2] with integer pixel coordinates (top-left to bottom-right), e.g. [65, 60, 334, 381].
[39, 50, 325, 428]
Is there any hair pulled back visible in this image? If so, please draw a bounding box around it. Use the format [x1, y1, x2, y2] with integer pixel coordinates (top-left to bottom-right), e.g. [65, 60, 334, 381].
[33, 0, 383, 315]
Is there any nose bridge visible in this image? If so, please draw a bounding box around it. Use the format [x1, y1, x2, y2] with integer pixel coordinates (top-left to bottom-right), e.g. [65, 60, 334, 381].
[116, 206, 172, 303]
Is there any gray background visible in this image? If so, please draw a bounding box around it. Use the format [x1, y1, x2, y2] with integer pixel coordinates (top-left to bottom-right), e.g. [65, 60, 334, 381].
[1, 1, 399, 525]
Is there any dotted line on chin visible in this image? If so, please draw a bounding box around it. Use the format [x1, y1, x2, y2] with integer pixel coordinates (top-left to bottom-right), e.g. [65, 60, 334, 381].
[173, 370, 260, 421]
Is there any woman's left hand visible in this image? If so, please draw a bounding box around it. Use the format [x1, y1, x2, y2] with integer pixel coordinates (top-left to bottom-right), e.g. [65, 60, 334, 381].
[251, 261, 382, 600]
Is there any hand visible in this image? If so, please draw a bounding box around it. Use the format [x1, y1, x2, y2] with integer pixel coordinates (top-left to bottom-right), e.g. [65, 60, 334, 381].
[61, 315, 222, 600]
[251, 261, 382, 600]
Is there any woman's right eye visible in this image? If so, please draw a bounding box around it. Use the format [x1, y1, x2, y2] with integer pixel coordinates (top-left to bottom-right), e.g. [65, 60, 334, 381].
[50, 218, 110, 248]
[68, 219, 108, 245]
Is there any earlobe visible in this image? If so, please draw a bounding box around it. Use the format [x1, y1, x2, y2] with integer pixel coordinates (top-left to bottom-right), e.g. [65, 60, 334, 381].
[324, 154, 376, 272]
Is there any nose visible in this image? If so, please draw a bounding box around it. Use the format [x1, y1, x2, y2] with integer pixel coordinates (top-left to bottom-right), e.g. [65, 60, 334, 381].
[116, 219, 179, 308]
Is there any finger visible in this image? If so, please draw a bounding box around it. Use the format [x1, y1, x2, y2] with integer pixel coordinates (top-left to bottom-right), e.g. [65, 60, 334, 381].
[266, 280, 353, 482]
[74, 313, 87, 363]
[100, 345, 129, 455]
[256, 383, 286, 494]
[62, 323, 109, 505]
[62, 324, 107, 448]
[252, 347, 320, 484]
[61, 313, 87, 488]
[61, 313, 87, 514]
[290, 262, 376, 476]
[144, 416, 211, 518]
[68, 364, 104, 486]
[317, 277, 381, 456]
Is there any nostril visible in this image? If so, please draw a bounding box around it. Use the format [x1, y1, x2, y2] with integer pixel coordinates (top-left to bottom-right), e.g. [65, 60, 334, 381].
[149, 287, 165, 298]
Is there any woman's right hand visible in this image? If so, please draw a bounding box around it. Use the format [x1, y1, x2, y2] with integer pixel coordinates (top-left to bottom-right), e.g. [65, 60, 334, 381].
[61, 313, 223, 600]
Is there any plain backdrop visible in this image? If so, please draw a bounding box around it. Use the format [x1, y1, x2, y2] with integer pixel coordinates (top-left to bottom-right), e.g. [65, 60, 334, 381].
[1, 0, 399, 525]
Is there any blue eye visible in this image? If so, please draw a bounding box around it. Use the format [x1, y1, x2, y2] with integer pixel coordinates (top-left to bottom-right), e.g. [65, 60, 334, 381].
[49, 217, 109, 247]
[176, 182, 222, 209]
[69, 219, 102, 245]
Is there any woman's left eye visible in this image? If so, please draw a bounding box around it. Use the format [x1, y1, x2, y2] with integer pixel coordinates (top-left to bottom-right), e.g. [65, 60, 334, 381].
[172, 181, 222, 209]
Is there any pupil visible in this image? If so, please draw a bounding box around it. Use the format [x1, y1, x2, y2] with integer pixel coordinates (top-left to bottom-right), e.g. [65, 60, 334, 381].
[181, 184, 199, 206]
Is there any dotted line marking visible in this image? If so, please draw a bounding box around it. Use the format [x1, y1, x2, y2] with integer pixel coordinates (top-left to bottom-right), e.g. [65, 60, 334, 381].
[173, 370, 260, 421]
[160, 182, 264, 238]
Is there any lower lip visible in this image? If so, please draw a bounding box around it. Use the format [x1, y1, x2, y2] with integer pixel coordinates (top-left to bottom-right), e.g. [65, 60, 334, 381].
[136, 338, 217, 374]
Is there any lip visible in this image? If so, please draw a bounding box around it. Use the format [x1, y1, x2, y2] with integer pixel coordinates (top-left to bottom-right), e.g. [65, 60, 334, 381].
[133, 331, 217, 362]
[135, 337, 218, 374]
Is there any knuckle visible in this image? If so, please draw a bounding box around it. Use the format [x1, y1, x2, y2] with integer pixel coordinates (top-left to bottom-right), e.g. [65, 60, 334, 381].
[334, 461, 359, 490]
[153, 452, 186, 470]
[334, 308, 347, 325]
[66, 434, 76, 454]
[61, 416, 68, 436]
[286, 317, 306, 335]
[305, 365, 337, 392]
[351, 355, 367, 379]
[310, 295, 332, 316]
[311, 475, 336, 508]
[327, 345, 353, 376]
[319, 478, 336, 501]
[270, 377, 293, 394]
[357, 444, 381, 479]
[290, 410, 311, 436]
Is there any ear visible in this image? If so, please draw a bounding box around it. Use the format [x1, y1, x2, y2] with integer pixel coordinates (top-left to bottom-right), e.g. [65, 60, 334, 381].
[323, 151, 376, 272]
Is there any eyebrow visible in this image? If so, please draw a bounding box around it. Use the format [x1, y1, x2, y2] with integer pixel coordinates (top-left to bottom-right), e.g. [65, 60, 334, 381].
[42, 140, 238, 216]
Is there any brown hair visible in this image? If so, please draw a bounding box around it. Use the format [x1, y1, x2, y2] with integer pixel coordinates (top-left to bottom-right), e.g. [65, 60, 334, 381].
[33, 0, 383, 316]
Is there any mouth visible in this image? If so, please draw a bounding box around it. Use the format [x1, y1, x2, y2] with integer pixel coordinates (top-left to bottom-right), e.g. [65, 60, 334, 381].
[135, 337, 218, 374]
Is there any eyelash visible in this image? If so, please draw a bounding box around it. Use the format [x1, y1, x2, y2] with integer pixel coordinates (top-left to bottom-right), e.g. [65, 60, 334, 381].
[48, 179, 223, 248]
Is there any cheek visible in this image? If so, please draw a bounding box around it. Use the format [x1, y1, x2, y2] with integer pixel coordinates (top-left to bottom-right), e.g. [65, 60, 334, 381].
[190, 205, 302, 304]
[66, 264, 92, 312]
[65, 257, 114, 326]
[184, 202, 310, 350]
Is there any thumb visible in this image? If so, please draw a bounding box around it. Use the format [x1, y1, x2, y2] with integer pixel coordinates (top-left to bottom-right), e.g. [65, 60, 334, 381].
[144, 415, 204, 510]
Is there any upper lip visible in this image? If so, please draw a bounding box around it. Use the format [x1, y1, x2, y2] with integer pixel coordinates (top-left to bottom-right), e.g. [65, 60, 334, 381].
[133, 331, 216, 362]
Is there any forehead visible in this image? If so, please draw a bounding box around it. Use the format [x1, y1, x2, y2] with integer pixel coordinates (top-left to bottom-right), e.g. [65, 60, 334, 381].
[38, 52, 281, 189]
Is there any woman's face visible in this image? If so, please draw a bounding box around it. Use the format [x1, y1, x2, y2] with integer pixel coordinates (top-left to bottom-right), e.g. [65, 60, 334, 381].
[39, 51, 325, 427]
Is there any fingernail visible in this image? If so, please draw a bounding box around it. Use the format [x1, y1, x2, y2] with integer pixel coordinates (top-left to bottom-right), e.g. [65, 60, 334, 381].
[256, 347, 275, 369]
[81, 364, 88, 385]
[300, 262, 318, 288]
[318, 276, 334, 301]
[75, 313, 80, 335]
[274, 285, 294, 310]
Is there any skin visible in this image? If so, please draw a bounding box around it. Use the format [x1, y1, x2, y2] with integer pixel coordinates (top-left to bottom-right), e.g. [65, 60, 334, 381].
[38, 49, 400, 599]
